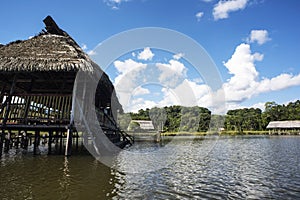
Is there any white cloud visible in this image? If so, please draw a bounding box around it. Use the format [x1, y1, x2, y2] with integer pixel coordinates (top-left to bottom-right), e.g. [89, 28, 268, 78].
[213, 0, 248, 20]
[248, 30, 271, 45]
[132, 86, 150, 96]
[223, 43, 261, 93]
[137, 47, 154, 61]
[251, 102, 265, 111]
[222, 42, 300, 109]
[81, 43, 88, 51]
[114, 58, 145, 74]
[158, 88, 181, 107]
[128, 98, 157, 113]
[87, 50, 97, 56]
[156, 59, 187, 87]
[257, 73, 300, 92]
[112, 42, 300, 114]
[104, 0, 129, 9]
[173, 53, 184, 60]
[113, 59, 148, 112]
[195, 12, 204, 21]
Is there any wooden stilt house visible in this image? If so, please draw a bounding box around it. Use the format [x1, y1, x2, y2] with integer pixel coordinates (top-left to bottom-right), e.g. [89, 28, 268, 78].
[0, 16, 132, 155]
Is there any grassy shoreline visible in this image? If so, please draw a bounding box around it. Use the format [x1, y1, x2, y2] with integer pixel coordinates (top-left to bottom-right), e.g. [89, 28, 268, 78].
[160, 130, 288, 136]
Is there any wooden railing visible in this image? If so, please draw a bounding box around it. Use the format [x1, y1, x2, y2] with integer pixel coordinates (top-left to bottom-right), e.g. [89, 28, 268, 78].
[0, 94, 72, 125]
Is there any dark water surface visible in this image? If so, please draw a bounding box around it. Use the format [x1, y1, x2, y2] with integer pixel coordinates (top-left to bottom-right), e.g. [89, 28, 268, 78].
[1, 136, 300, 199]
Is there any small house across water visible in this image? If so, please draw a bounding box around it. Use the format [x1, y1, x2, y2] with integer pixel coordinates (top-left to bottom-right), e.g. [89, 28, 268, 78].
[266, 120, 300, 135]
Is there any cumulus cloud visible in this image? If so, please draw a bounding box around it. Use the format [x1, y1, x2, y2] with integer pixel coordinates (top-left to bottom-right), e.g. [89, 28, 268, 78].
[213, 0, 248, 20]
[138, 47, 154, 61]
[251, 102, 266, 110]
[104, 0, 129, 9]
[132, 86, 150, 96]
[156, 59, 187, 87]
[222, 42, 300, 108]
[81, 43, 88, 51]
[113, 59, 148, 112]
[128, 98, 157, 113]
[87, 50, 97, 56]
[223, 43, 262, 93]
[173, 53, 184, 60]
[114, 58, 145, 74]
[112, 42, 300, 114]
[248, 30, 271, 45]
[257, 73, 300, 93]
[195, 12, 204, 21]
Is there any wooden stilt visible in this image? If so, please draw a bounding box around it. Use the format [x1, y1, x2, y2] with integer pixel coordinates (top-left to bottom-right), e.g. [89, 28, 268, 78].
[33, 131, 40, 155]
[0, 132, 4, 156]
[59, 132, 63, 154]
[48, 131, 52, 155]
[4, 131, 10, 153]
[1, 75, 17, 155]
[75, 131, 79, 152]
[65, 128, 72, 156]
[16, 131, 20, 149]
[29, 134, 32, 146]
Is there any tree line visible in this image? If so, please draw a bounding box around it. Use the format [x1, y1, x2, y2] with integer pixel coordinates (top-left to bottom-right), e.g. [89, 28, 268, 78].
[118, 100, 300, 132]
[225, 100, 300, 132]
[118, 105, 211, 132]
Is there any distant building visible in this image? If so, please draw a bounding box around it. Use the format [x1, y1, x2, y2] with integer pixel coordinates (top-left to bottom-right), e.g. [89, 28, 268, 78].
[129, 120, 155, 131]
[266, 121, 300, 135]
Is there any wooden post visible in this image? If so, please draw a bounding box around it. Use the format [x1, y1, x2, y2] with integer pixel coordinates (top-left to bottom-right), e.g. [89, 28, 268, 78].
[75, 131, 79, 152]
[59, 132, 63, 154]
[33, 130, 40, 155]
[1, 75, 17, 155]
[16, 131, 20, 149]
[4, 131, 11, 152]
[48, 131, 53, 155]
[0, 132, 4, 156]
[65, 127, 73, 156]
[65, 76, 77, 157]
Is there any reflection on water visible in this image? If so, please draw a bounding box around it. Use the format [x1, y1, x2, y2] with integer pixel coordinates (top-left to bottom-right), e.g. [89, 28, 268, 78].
[111, 136, 300, 199]
[0, 153, 115, 200]
[1, 136, 300, 199]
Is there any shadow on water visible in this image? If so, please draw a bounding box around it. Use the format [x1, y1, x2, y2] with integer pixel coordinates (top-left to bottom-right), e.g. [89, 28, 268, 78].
[0, 153, 117, 200]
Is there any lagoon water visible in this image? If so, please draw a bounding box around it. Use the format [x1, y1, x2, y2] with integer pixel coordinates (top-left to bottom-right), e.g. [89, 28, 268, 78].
[1, 136, 300, 199]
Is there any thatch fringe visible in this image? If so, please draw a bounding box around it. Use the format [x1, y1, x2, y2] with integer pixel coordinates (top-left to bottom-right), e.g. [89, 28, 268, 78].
[0, 22, 93, 72]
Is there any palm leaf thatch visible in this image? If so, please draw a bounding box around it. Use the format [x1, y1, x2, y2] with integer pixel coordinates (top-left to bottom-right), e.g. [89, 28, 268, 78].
[0, 16, 93, 72]
[0, 16, 122, 112]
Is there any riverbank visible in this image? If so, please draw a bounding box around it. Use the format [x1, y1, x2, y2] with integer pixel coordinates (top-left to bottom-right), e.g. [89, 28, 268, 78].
[161, 130, 300, 136]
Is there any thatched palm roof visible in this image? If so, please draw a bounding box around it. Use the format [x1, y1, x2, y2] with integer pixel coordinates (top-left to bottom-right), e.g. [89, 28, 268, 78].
[267, 121, 300, 129]
[0, 16, 123, 113]
[0, 16, 93, 72]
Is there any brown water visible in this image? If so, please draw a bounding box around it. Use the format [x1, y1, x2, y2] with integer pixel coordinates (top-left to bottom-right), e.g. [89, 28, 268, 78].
[1, 136, 300, 199]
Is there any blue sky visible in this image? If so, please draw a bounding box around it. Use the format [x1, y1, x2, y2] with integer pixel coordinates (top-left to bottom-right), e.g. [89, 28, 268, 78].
[1, 0, 300, 113]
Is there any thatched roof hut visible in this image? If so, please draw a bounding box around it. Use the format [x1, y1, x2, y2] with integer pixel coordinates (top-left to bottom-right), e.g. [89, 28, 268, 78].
[0, 15, 121, 111]
[0, 16, 131, 154]
[267, 121, 300, 129]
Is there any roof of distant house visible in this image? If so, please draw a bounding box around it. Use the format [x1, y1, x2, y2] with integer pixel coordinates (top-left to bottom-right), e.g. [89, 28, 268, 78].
[132, 120, 155, 130]
[266, 120, 300, 129]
